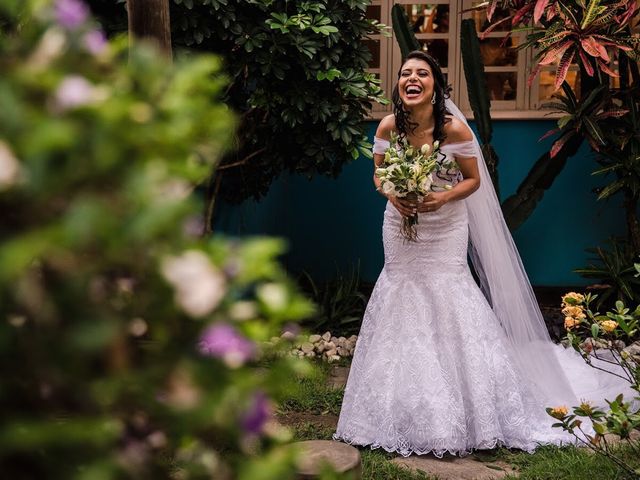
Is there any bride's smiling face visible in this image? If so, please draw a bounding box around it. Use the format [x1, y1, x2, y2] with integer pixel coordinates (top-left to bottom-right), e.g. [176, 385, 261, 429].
[398, 58, 434, 108]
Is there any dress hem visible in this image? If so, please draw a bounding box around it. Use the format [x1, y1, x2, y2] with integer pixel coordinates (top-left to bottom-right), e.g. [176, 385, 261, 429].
[331, 431, 578, 459]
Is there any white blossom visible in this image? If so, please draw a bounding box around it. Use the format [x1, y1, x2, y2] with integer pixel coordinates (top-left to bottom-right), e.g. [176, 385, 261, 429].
[0, 141, 21, 190]
[161, 250, 226, 317]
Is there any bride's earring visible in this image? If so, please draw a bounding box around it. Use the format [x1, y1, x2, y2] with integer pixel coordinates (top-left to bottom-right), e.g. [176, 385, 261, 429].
[431, 93, 437, 105]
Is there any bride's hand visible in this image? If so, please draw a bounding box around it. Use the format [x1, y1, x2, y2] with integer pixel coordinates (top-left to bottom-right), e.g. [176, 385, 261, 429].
[418, 191, 449, 213]
[388, 196, 416, 218]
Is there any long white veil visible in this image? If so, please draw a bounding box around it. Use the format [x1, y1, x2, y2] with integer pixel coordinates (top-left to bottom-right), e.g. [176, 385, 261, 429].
[446, 98, 637, 409]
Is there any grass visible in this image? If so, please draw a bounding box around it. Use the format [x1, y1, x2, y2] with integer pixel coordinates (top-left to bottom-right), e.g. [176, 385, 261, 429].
[501, 443, 640, 480]
[277, 359, 344, 415]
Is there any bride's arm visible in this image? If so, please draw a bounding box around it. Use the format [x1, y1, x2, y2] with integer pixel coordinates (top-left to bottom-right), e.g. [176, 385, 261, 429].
[419, 118, 480, 212]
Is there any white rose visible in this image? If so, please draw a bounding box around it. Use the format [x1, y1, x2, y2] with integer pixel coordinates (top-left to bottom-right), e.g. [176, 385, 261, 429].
[407, 179, 417, 191]
[419, 174, 433, 192]
[382, 181, 396, 196]
[420, 144, 431, 155]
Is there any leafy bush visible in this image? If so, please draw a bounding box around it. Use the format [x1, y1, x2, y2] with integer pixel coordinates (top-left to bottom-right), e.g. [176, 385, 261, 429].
[0, 1, 317, 478]
[88, 0, 388, 206]
[299, 263, 369, 337]
[575, 238, 640, 310]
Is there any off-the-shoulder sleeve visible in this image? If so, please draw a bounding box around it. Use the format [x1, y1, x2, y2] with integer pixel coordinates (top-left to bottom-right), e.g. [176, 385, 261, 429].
[372, 136, 390, 155]
[440, 140, 477, 158]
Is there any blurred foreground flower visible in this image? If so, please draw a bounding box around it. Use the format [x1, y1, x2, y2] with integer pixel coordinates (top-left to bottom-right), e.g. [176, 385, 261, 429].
[198, 323, 256, 368]
[54, 0, 89, 30]
[161, 250, 226, 317]
[53, 75, 107, 111]
[241, 391, 271, 435]
[0, 141, 21, 190]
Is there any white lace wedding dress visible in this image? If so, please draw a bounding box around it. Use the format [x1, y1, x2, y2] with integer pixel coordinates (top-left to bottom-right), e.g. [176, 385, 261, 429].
[332, 139, 636, 458]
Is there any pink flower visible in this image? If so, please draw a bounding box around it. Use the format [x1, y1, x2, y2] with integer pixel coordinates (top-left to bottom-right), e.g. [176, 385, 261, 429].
[198, 323, 255, 368]
[83, 29, 107, 55]
[54, 0, 89, 30]
[54, 75, 96, 110]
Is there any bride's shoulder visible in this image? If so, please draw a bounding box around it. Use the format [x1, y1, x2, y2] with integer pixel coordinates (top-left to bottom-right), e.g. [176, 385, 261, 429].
[375, 114, 396, 140]
[443, 116, 473, 143]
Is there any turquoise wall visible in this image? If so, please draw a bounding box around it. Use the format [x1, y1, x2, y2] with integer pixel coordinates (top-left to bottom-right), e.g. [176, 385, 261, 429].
[216, 120, 625, 286]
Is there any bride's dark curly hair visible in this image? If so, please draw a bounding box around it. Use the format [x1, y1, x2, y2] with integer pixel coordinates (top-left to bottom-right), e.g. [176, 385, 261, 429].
[392, 50, 452, 143]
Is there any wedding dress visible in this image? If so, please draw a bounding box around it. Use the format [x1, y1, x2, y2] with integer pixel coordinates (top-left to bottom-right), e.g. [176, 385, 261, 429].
[332, 101, 638, 458]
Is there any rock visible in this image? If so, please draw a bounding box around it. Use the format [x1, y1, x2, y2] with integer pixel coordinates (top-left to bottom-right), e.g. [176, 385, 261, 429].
[392, 454, 513, 480]
[331, 336, 338, 344]
[305, 352, 316, 358]
[625, 342, 640, 355]
[293, 440, 361, 479]
[348, 335, 358, 343]
[325, 341, 336, 350]
[315, 343, 326, 354]
[309, 334, 321, 343]
[281, 331, 296, 341]
[301, 342, 314, 354]
[325, 348, 337, 357]
[322, 331, 331, 341]
[337, 347, 349, 357]
[612, 340, 626, 351]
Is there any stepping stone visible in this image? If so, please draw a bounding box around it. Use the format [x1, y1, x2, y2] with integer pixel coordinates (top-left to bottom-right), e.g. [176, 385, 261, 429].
[327, 365, 350, 389]
[392, 453, 515, 480]
[293, 440, 362, 479]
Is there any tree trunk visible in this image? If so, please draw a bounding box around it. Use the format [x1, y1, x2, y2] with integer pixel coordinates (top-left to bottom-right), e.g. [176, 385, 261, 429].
[127, 0, 172, 58]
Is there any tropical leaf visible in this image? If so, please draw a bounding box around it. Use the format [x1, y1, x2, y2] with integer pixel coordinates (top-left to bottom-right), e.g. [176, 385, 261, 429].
[598, 59, 620, 78]
[581, 0, 607, 29]
[555, 48, 575, 89]
[539, 39, 574, 65]
[534, 0, 550, 24]
[578, 49, 595, 76]
[582, 36, 609, 60]
[551, 132, 573, 158]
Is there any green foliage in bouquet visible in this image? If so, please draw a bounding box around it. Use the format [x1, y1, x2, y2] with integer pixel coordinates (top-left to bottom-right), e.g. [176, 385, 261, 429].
[87, 0, 389, 209]
[547, 289, 640, 477]
[0, 1, 319, 478]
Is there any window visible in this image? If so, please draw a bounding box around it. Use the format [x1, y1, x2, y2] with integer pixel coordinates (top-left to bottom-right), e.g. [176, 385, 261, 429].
[365, 1, 582, 119]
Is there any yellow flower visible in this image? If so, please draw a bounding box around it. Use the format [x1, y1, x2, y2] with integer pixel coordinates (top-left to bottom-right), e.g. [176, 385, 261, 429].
[561, 305, 586, 319]
[561, 292, 585, 307]
[600, 320, 618, 333]
[579, 401, 594, 416]
[549, 406, 569, 419]
[564, 316, 580, 330]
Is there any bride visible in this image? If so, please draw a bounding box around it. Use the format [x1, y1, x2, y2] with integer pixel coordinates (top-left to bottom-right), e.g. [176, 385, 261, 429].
[332, 50, 637, 458]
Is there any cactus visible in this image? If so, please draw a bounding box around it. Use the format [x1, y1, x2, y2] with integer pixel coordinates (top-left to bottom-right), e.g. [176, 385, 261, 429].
[391, 4, 420, 59]
[459, 18, 500, 196]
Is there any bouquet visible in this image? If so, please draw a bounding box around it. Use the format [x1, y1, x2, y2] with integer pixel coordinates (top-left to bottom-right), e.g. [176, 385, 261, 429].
[375, 133, 452, 241]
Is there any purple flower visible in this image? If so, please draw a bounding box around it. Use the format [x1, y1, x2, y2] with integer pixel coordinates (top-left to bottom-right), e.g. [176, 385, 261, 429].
[83, 29, 107, 55]
[241, 391, 270, 435]
[198, 323, 255, 368]
[55, 0, 89, 30]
